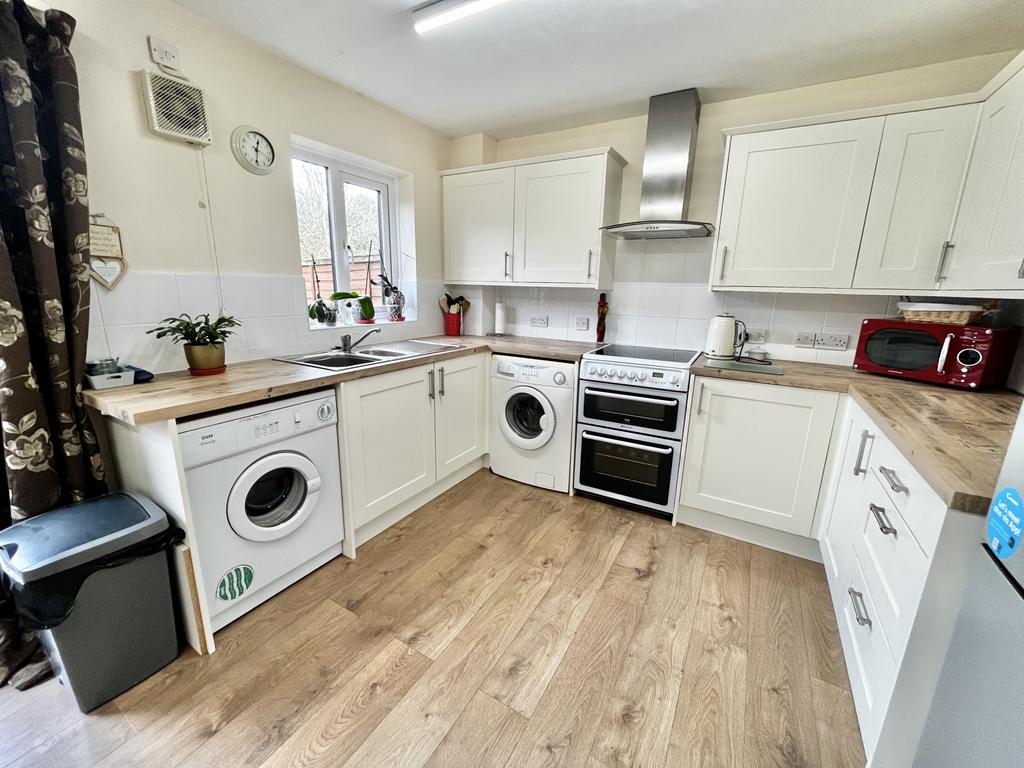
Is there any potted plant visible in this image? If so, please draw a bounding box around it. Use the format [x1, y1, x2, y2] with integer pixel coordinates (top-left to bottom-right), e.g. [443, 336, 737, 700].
[147, 313, 242, 376]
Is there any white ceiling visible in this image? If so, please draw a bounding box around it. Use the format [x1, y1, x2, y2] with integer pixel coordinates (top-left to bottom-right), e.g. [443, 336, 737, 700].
[177, 0, 1024, 138]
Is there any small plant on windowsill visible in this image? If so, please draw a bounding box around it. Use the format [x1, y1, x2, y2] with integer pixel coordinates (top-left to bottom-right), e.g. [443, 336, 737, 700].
[147, 313, 241, 376]
[307, 264, 339, 324]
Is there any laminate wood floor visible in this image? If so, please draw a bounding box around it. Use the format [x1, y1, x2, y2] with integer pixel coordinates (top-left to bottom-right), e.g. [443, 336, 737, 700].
[0, 470, 864, 768]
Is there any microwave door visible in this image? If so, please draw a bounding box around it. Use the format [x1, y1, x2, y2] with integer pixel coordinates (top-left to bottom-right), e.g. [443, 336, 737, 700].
[863, 327, 946, 371]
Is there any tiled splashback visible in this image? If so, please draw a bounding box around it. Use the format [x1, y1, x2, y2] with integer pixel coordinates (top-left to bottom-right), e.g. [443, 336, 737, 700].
[87, 271, 444, 374]
[498, 239, 897, 366]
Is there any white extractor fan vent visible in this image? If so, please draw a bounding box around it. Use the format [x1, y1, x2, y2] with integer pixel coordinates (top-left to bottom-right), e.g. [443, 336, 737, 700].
[141, 70, 212, 145]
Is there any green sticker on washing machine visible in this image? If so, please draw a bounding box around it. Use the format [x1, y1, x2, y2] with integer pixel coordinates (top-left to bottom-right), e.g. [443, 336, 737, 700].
[217, 565, 254, 601]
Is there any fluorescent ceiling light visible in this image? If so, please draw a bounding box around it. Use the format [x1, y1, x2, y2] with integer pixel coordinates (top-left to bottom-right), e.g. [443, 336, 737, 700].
[413, 0, 511, 34]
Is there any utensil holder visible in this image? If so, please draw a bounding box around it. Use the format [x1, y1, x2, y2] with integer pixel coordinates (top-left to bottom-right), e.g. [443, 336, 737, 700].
[444, 313, 462, 336]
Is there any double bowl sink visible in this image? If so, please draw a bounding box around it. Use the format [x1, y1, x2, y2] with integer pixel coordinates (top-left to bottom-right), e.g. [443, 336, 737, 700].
[275, 339, 462, 371]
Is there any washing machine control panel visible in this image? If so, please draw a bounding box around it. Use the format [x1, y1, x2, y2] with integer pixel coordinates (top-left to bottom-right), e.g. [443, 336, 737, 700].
[492, 360, 573, 388]
[179, 396, 338, 466]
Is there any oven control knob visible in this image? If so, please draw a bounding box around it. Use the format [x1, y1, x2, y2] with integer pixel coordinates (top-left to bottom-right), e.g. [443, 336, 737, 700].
[553, 371, 567, 385]
[616, 369, 627, 378]
[596, 367, 606, 376]
[670, 375, 681, 385]
[638, 372, 647, 381]
[626, 371, 637, 380]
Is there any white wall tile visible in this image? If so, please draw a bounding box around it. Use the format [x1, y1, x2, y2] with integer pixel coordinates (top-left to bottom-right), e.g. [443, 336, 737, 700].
[608, 283, 641, 316]
[771, 293, 827, 330]
[246, 316, 301, 359]
[96, 271, 181, 326]
[175, 273, 221, 316]
[104, 323, 189, 373]
[635, 316, 676, 348]
[723, 292, 774, 327]
[643, 248, 686, 284]
[639, 283, 682, 318]
[675, 318, 710, 350]
[614, 242, 645, 282]
[607, 314, 638, 344]
[220, 274, 297, 318]
[678, 285, 726, 319]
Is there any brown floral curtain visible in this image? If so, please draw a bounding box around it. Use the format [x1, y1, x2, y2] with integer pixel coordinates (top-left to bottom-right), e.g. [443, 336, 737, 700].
[0, 0, 105, 688]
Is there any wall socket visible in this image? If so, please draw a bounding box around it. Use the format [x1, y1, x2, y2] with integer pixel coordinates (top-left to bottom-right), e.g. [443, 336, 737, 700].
[575, 317, 589, 331]
[148, 35, 180, 71]
[529, 315, 549, 328]
[795, 330, 849, 351]
[745, 327, 767, 344]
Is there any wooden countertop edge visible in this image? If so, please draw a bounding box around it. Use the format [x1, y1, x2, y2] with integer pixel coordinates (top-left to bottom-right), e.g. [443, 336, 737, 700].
[83, 335, 594, 427]
[691, 363, 1016, 515]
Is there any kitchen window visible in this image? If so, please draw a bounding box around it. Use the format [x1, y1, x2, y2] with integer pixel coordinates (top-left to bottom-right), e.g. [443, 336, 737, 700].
[291, 147, 401, 314]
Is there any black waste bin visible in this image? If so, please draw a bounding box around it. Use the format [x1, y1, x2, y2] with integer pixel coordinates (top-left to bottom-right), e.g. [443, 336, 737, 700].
[0, 492, 182, 712]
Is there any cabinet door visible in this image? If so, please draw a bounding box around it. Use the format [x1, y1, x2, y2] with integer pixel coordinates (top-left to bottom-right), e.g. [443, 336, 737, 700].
[715, 118, 884, 288]
[513, 155, 605, 284]
[341, 364, 436, 528]
[434, 354, 487, 481]
[944, 67, 1024, 290]
[853, 105, 980, 290]
[681, 378, 838, 535]
[443, 168, 514, 283]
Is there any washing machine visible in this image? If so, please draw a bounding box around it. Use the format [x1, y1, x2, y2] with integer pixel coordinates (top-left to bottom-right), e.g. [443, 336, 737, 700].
[178, 389, 344, 632]
[489, 355, 576, 492]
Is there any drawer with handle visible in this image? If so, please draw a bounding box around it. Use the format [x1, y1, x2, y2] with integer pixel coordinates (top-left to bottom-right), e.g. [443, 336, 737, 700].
[839, 549, 897, 753]
[868, 432, 945, 556]
[853, 469, 930, 661]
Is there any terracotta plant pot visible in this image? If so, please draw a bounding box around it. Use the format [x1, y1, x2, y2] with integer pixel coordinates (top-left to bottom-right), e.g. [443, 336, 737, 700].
[184, 342, 226, 376]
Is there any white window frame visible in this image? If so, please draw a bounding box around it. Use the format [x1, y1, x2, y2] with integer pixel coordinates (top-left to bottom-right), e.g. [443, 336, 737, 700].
[292, 146, 400, 308]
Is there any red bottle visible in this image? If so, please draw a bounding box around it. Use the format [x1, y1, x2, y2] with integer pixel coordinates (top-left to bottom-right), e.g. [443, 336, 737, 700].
[596, 292, 608, 342]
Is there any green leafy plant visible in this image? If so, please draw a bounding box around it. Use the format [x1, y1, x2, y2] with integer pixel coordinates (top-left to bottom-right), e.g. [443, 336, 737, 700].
[147, 313, 241, 345]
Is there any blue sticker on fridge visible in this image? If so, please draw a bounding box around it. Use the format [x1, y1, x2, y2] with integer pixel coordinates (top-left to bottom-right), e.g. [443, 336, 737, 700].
[988, 487, 1023, 560]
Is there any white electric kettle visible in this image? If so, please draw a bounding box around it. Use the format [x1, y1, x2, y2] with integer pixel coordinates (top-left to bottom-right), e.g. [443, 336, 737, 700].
[704, 314, 746, 360]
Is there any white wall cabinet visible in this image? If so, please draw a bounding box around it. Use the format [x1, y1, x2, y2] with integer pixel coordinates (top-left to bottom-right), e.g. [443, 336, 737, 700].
[715, 118, 884, 289]
[942, 65, 1024, 291]
[681, 377, 838, 535]
[341, 353, 487, 529]
[442, 168, 514, 283]
[853, 105, 980, 290]
[442, 149, 623, 288]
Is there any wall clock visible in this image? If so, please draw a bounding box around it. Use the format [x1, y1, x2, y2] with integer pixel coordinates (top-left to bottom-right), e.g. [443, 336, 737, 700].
[230, 125, 275, 175]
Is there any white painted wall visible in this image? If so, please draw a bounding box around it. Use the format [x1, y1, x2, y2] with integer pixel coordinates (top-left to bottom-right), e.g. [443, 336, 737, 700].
[467, 51, 1021, 365]
[66, 0, 452, 371]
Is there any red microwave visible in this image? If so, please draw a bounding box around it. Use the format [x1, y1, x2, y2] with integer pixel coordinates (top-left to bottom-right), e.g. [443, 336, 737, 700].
[854, 319, 1020, 389]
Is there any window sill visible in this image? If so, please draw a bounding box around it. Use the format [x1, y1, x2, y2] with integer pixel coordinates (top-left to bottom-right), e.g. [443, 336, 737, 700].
[308, 314, 418, 331]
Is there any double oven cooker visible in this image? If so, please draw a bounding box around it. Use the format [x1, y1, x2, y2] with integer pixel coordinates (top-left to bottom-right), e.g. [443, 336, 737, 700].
[574, 345, 700, 516]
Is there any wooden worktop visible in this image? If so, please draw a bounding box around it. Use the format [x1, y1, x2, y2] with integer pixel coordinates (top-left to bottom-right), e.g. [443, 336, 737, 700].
[83, 335, 597, 427]
[691, 356, 1021, 515]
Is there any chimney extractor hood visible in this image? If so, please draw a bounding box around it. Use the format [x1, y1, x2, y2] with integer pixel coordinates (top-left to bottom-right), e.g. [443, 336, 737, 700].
[602, 89, 714, 240]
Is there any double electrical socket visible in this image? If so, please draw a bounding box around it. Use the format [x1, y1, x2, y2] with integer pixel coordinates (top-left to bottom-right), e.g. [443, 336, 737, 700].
[529, 315, 549, 328]
[795, 331, 850, 351]
[745, 327, 767, 344]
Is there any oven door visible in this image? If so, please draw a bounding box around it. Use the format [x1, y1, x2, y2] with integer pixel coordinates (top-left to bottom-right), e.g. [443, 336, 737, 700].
[578, 380, 685, 438]
[855, 319, 957, 384]
[574, 425, 680, 515]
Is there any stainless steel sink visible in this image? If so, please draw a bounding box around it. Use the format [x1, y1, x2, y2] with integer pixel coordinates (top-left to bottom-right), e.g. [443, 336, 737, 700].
[275, 339, 462, 371]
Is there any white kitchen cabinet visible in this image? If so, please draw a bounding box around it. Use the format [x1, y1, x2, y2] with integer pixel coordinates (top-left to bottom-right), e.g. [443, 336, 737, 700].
[442, 167, 515, 283]
[434, 353, 487, 481]
[340, 353, 488, 529]
[714, 118, 884, 289]
[512, 154, 606, 284]
[341, 363, 438, 529]
[681, 377, 838, 535]
[943, 65, 1024, 290]
[441, 149, 623, 287]
[853, 105, 980, 290]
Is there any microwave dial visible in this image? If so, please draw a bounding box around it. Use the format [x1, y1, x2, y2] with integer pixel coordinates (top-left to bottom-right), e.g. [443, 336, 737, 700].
[956, 348, 983, 368]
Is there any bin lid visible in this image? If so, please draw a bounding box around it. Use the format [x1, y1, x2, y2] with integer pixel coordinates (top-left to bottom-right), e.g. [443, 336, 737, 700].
[0, 492, 169, 584]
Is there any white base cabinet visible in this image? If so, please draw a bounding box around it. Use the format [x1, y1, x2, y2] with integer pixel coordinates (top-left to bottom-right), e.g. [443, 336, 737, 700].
[820, 398, 981, 765]
[681, 377, 838, 536]
[340, 353, 487, 530]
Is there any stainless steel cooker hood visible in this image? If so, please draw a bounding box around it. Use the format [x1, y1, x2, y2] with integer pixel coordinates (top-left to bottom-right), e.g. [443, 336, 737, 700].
[602, 88, 714, 240]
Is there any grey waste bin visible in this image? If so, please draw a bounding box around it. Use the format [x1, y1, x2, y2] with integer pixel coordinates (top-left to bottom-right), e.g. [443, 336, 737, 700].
[0, 492, 181, 712]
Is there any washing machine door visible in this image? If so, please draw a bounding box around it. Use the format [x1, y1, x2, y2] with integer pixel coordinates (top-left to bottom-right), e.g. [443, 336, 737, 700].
[226, 451, 322, 542]
[500, 385, 556, 450]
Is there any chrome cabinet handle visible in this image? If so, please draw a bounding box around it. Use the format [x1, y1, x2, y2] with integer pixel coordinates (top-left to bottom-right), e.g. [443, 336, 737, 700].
[427, 369, 435, 400]
[849, 588, 872, 628]
[934, 240, 954, 282]
[695, 381, 704, 416]
[504, 251, 512, 279]
[583, 388, 678, 406]
[878, 465, 908, 494]
[1018, 253, 1024, 279]
[853, 429, 872, 476]
[580, 431, 674, 454]
[869, 503, 897, 536]
[586, 249, 594, 279]
[438, 367, 445, 397]
[936, 333, 955, 375]
[718, 245, 729, 281]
